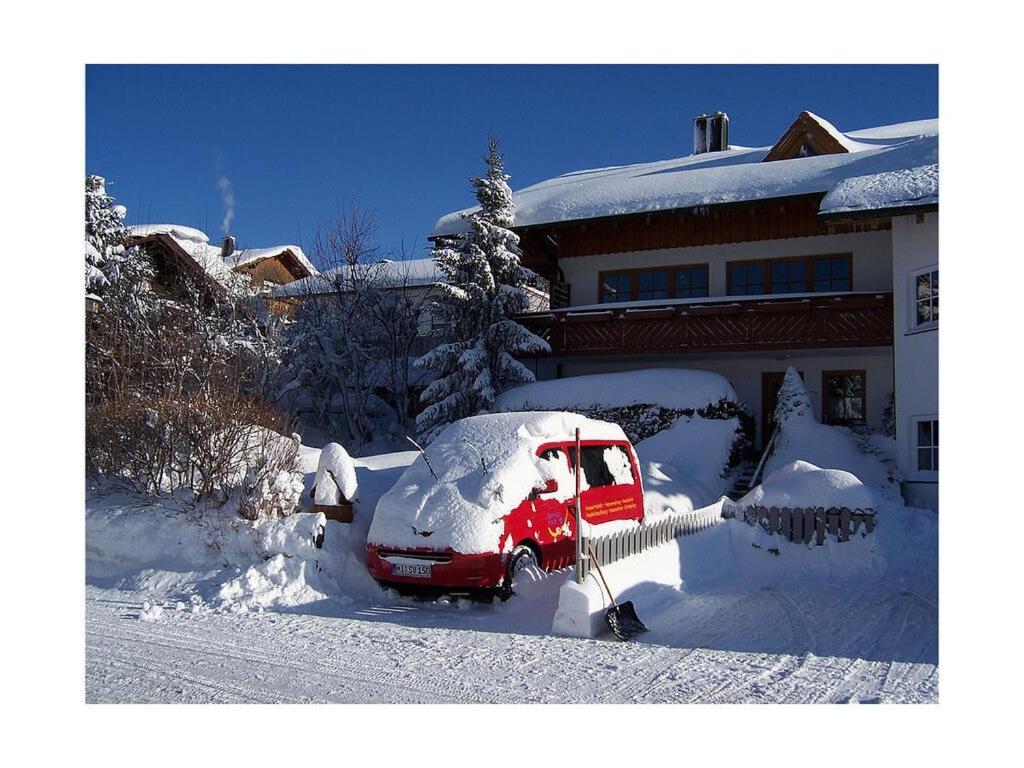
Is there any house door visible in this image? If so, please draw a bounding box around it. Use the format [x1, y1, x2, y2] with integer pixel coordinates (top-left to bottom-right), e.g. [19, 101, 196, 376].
[761, 370, 803, 448]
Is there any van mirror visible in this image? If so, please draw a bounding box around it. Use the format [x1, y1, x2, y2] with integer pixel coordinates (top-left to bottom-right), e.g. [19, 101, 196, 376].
[531, 478, 558, 498]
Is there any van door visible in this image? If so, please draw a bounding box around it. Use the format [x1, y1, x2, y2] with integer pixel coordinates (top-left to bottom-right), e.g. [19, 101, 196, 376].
[571, 441, 644, 526]
[505, 445, 578, 570]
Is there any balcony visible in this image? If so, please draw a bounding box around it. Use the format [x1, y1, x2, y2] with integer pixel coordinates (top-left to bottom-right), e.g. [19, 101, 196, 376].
[519, 292, 893, 357]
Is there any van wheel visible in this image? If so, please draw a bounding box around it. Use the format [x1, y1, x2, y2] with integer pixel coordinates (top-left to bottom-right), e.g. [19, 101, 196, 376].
[499, 545, 543, 601]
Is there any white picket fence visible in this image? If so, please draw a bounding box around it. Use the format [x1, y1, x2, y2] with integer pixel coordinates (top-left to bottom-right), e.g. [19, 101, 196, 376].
[576, 504, 724, 583]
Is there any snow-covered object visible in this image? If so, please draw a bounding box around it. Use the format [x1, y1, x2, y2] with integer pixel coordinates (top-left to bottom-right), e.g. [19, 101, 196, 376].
[820, 163, 938, 215]
[495, 368, 736, 412]
[553, 536, 684, 638]
[433, 118, 938, 235]
[368, 411, 629, 554]
[272, 257, 438, 299]
[314, 442, 358, 504]
[636, 416, 739, 516]
[735, 460, 874, 510]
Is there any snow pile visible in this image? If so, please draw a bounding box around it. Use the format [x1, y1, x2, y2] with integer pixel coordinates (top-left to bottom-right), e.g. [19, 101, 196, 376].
[433, 118, 938, 235]
[494, 368, 736, 412]
[368, 412, 628, 554]
[734, 460, 874, 511]
[139, 601, 164, 622]
[764, 368, 900, 503]
[314, 443, 358, 504]
[820, 163, 938, 214]
[553, 536, 684, 638]
[636, 416, 739, 516]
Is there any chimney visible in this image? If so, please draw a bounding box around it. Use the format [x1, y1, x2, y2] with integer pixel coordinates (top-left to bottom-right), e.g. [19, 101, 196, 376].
[694, 111, 730, 154]
[707, 111, 730, 152]
[221, 235, 236, 260]
[693, 113, 708, 155]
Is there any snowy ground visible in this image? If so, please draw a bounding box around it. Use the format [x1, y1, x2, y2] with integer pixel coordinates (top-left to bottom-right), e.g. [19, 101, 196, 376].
[85, 575, 936, 703]
[85, 400, 937, 704]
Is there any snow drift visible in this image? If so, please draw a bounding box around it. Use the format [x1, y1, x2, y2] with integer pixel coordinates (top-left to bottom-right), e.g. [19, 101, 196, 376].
[735, 460, 874, 511]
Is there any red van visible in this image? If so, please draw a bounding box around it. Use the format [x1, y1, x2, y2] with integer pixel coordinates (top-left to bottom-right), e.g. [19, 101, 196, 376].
[366, 412, 644, 595]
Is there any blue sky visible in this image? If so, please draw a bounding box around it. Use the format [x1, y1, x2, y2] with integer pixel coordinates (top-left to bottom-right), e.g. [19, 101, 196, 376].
[86, 65, 937, 263]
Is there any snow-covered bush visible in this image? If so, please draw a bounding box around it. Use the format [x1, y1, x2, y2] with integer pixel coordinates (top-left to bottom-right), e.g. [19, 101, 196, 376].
[416, 138, 550, 441]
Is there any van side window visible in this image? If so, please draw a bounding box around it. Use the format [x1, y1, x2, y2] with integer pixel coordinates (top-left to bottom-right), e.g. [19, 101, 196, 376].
[571, 445, 633, 488]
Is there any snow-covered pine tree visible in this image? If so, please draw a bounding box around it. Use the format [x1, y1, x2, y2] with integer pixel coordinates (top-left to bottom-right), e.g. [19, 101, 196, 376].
[84, 174, 154, 313]
[773, 366, 814, 425]
[416, 138, 550, 441]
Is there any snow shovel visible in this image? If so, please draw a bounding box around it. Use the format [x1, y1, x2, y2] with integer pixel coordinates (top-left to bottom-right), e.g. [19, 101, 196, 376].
[587, 544, 648, 641]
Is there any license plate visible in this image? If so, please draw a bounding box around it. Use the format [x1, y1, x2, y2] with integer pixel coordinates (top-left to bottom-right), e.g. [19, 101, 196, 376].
[392, 561, 432, 579]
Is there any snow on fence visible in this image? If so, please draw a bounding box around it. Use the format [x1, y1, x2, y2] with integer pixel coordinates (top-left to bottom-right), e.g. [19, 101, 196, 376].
[577, 505, 723, 583]
[725, 505, 875, 546]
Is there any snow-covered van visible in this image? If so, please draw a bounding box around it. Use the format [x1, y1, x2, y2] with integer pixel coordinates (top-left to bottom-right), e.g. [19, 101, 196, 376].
[366, 412, 645, 594]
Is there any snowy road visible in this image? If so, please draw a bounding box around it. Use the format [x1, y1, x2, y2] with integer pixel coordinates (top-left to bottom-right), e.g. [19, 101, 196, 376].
[85, 581, 937, 704]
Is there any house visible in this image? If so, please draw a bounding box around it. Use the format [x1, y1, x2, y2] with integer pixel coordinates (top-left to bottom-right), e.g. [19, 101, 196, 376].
[432, 110, 939, 510]
[127, 224, 317, 314]
[272, 256, 550, 348]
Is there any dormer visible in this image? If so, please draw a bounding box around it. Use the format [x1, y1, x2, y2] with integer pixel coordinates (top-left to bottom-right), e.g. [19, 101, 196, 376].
[762, 111, 851, 162]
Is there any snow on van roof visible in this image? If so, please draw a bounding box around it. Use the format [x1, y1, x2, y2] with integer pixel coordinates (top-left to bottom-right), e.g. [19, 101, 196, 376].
[367, 411, 628, 554]
[494, 368, 736, 412]
[432, 117, 938, 236]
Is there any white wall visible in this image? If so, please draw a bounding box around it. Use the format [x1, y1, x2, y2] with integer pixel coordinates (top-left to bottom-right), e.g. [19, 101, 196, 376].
[891, 212, 939, 511]
[559, 230, 893, 306]
[539, 347, 894, 447]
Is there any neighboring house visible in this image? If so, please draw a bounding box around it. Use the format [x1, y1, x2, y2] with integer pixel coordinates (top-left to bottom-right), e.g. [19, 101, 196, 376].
[272, 257, 550, 350]
[432, 110, 939, 510]
[272, 257, 446, 350]
[127, 224, 317, 313]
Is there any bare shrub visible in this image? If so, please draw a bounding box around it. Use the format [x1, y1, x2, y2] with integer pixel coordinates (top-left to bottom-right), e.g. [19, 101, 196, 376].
[87, 394, 302, 519]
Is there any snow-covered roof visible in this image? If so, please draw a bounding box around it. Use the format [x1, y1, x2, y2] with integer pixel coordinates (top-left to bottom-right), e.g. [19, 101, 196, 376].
[432, 117, 938, 236]
[270, 257, 440, 298]
[128, 224, 318, 285]
[819, 163, 938, 216]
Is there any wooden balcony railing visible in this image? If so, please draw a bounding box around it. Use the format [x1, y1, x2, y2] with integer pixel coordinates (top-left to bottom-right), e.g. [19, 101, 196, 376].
[519, 292, 893, 357]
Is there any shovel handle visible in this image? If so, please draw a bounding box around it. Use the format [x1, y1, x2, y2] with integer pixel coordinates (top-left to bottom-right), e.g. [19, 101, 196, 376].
[586, 543, 618, 610]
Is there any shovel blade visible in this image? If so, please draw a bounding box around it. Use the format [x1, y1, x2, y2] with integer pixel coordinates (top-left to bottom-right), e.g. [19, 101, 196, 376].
[605, 601, 648, 641]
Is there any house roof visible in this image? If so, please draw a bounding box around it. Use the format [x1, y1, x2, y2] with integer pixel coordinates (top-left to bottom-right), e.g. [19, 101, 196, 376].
[431, 115, 938, 236]
[270, 257, 441, 298]
[819, 163, 939, 217]
[127, 224, 317, 284]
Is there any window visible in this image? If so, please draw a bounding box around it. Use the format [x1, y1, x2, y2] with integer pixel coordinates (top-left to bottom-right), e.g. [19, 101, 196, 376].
[599, 273, 633, 303]
[771, 260, 806, 294]
[822, 370, 866, 425]
[598, 264, 709, 304]
[636, 270, 670, 301]
[675, 266, 709, 298]
[813, 255, 852, 292]
[728, 262, 766, 295]
[912, 268, 939, 328]
[728, 254, 853, 296]
[916, 419, 939, 472]
[569, 445, 631, 488]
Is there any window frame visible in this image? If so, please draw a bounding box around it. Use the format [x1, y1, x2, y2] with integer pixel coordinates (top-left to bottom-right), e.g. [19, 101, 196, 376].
[726, 253, 854, 297]
[910, 415, 939, 479]
[820, 369, 867, 426]
[908, 265, 939, 333]
[598, 263, 710, 304]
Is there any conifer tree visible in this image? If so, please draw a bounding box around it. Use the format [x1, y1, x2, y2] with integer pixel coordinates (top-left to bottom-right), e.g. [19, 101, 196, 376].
[416, 138, 549, 440]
